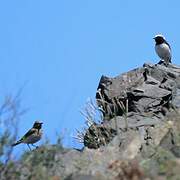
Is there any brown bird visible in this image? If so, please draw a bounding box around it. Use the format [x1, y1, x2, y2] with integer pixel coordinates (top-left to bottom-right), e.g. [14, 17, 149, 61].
[12, 121, 43, 150]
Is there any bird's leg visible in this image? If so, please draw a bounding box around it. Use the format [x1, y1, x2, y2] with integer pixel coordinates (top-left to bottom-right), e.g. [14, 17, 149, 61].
[157, 59, 164, 65]
[27, 144, 32, 151]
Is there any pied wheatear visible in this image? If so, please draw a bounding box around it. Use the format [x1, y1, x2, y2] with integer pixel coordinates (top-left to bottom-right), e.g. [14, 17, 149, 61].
[153, 34, 172, 65]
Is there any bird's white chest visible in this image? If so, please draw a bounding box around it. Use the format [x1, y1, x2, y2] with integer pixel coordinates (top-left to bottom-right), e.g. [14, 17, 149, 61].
[155, 43, 171, 59]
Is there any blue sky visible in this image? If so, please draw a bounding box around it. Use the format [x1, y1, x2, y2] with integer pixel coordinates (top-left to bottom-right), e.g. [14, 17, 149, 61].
[0, 0, 180, 155]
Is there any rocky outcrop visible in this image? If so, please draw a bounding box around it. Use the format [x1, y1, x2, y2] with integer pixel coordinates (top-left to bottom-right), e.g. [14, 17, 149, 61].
[84, 63, 180, 149]
[1, 63, 180, 180]
[96, 63, 180, 118]
[81, 63, 180, 179]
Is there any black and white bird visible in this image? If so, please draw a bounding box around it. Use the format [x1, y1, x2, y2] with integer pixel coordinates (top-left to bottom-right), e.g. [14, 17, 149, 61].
[153, 34, 172, 65]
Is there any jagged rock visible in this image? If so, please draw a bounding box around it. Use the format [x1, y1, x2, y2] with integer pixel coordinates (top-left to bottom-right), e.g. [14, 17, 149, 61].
[82, 63, 180, 150]
[96, 63, 180, 119]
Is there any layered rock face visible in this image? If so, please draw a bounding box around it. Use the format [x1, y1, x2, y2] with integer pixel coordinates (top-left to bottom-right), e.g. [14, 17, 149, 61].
[97, 63, 180, 118]
[84, 63, 180, 149]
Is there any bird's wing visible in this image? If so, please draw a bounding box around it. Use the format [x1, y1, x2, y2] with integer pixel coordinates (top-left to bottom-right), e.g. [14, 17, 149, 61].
[165, 41, 172, 62]
[20, 128, 36, 141]
[165, 40, 171, 50]
[12, 128, 38, 146]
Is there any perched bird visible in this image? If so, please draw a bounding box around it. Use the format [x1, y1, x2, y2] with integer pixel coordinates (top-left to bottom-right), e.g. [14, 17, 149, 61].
[153, 34, 172, 65]
[12, 121, 43, 150]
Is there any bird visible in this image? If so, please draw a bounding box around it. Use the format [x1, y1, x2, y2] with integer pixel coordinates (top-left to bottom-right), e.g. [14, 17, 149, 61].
[153, 34, 172, 65]
[12, 121, 43, 150]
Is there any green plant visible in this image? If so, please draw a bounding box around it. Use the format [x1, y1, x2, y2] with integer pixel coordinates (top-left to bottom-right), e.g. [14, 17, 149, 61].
[0, 89, 28, 179]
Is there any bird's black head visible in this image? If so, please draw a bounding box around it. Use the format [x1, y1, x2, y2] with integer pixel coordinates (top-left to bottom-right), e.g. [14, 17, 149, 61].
[33, 121, 43, 129]
[153, 35, 166, 45]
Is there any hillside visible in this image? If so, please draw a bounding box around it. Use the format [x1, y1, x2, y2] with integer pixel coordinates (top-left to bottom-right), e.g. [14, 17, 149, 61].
[1, 63, 180, 180]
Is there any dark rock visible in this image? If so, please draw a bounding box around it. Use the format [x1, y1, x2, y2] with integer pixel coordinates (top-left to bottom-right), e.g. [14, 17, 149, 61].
[96, 63, 180, 119]
[171, 146, 180, 157]
[83, 123, 117, 149]
[84, 63, 180, 149]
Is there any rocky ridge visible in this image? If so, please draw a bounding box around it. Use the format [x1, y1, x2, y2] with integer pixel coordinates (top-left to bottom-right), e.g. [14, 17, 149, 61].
[1, 63, 180, 180]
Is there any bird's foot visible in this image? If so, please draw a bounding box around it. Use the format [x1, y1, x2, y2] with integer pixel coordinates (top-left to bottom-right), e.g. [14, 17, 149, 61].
[156, 60, 170, 67]
[32, 144, 39, 149]
[157, 60, 164, 65]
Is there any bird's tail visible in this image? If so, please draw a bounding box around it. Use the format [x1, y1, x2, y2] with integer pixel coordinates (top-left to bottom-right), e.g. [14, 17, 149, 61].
[12, 140, 22, 146]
